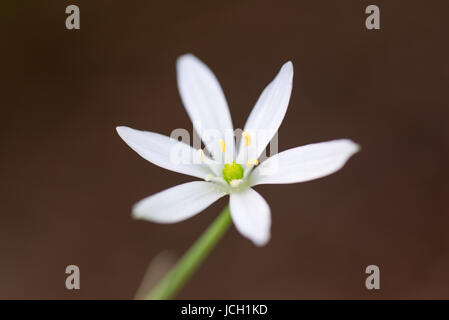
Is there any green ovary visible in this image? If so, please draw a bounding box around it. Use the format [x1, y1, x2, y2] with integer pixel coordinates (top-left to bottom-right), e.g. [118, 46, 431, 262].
[222, 161, 244, 184]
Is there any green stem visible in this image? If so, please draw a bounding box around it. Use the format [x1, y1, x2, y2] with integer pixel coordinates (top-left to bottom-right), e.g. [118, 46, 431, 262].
[144, 205, 232, 300]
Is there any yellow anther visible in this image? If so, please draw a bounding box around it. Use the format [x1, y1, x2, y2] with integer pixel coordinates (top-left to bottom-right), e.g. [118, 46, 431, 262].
[205, 174, 214, 181]
[219, 139, 226, 153]
[198, 149, 205, 162]
[242, 131, 251, 146]
[246, 158, 259, 168]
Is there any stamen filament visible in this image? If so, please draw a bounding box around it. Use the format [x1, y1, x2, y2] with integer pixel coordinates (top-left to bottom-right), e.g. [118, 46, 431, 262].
[198, 149, 205, 163]
[230, 179, 243, 188]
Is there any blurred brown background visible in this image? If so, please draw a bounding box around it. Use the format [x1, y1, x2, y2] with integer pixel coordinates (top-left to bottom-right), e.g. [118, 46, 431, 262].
[1, 0, 449, 299]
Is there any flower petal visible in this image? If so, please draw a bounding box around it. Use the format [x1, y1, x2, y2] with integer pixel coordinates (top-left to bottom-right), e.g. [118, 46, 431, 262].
[230, 188, 271, 246]
[177, 54, 235, 160]
[133, 181, 227, 223]
[117, 126, 213, 179]
[250, 139, 360, 186]
[237, 61, 293, 164]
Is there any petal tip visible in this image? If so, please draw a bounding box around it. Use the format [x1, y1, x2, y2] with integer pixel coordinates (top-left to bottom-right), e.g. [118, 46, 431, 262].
[282, 61, 294, 75]
[116, 126, 135, 141]
[176, 53, 199, 68]
[116, 126, 126, 133]
[337, 139, 361, 155]
[346, 139, 361, 154]
[131, 208, 144, 220]
[252, 235, 270, 247]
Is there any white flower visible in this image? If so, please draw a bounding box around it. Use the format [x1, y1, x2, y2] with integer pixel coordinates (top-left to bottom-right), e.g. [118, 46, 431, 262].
[117, 54, 359, 246]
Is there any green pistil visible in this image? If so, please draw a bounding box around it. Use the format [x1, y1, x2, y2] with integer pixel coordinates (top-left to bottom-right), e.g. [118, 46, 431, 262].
[222, 161, 244, 184]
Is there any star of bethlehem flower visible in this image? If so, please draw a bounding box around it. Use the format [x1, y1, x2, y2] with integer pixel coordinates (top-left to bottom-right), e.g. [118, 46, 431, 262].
[117, 54, 360, 246]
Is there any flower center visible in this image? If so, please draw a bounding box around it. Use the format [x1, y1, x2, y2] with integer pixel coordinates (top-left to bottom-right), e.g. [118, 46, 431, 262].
[222, 161, 244, 184]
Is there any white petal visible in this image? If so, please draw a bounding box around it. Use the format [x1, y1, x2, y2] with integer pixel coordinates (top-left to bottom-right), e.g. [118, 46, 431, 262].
[177, 54, 235, 160]
[133, 181, 226, 223]
[230, 188, 271, 246]
[237, 61, 293, 164]
[117, 126, 213, 179]
[250, 139, 360, 186]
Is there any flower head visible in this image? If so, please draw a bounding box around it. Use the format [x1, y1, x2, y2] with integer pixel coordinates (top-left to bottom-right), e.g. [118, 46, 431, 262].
[117, 54, 359, 246]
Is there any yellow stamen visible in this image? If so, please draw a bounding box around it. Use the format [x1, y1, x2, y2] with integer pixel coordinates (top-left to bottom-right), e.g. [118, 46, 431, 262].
[242, 131, 251, 146]
[219, 139, 226, 153]
[205, 174, 213, 182]
[198, 149, 205, 162]
[246, 158, 259, 168]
